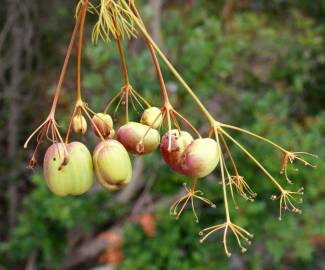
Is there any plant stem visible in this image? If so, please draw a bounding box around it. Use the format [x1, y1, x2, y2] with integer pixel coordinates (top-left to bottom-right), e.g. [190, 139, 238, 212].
[215, 128, 231, 222]
[219, 132, 239, 177]
[129, 2, 169, 105]
[50, 11, 83, 116]
[115, 33, 130, 85]
[123, 1, 214, 125]
[76, 0, 89, 102]
[191, 178, 198, 191]
[220, 127, 284, 192]
[220, 123, 287, 153]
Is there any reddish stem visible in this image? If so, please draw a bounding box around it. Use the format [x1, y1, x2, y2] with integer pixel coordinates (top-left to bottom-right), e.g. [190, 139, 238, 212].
[50, 11, 83, 116]
[115, 33, 130, 86]
[76, 0, 89, 101]
[130, 2, 169, 104]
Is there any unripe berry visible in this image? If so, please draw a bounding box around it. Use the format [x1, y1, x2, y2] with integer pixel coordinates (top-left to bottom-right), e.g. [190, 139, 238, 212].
[92, 113, 114, 138]
[43, 142, 94, 196]
[72, 114, 87, 134]
[181, 138, 220, 178]
[141, 107, 163, 129]
[160, 129, 193, 173]
[93, 140, 132, 191]
[117, 122, 160, 155]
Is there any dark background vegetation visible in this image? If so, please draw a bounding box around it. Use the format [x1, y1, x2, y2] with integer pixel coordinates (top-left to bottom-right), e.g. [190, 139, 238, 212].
[0, 0, 324, 269]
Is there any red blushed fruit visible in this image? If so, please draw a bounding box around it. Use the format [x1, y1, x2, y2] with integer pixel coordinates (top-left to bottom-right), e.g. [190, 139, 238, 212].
[180, 138, 220, 178]
[160, 129, 193, 174]
[117, 122, 160, 155]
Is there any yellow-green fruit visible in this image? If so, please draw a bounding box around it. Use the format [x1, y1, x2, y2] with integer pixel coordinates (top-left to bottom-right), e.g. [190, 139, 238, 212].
[92, 113, 114, 138]
[117, 122, 160, 155]
[93, 140, 132, 191]
[160, 129, 193, 174]
[181, 138, 220, 178]
[72, 114, 87, 134]
[43, 142, 94, 196]
[140, 107, 163, 129]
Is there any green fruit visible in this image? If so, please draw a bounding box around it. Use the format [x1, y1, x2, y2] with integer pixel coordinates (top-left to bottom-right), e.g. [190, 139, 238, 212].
[43, 142, 94, 196]
[141, 107, 163, 129]
[93, 140, 132, 191]
[92, 113, 114, 138]
[72, 114, 87, 134]
[117, 122, 160, 155]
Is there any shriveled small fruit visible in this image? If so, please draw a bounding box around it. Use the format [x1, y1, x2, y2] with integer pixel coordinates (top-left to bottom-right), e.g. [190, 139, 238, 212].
[117, 122, 160, 155]
[93, 140, 132, 191]
[72, 114, 87, 134]
[141, 107, 163, 129]
[92, 113, 114, 138]
[43, 142, 93, 196]
[160, 129, 193, 173]
[180, 138, 219, 178]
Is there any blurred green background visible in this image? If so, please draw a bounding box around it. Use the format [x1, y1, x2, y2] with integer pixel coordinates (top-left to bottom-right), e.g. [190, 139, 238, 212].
[0, 0, 324, 269]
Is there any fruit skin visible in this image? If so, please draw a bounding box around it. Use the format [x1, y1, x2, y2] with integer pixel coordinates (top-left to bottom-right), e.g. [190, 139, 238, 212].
[117, 122, 160, 155]
[160, 129, 193, 173]
[92, 113, 114, 138]
[141, 107, 163, 129]
[43, 142, 94, 196]
[72, 114, 87, 134]
[93, 140, 132, 191]
[181, 138, 220, 178]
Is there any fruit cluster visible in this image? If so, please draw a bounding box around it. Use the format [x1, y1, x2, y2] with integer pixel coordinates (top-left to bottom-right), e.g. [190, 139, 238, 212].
[43, 107, 222, 196]
[24, 0, 317, 256]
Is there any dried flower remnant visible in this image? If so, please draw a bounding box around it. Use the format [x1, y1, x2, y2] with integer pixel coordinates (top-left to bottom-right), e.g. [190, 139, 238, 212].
[281, 151, 318, 184]
[170, 181, 216, 223]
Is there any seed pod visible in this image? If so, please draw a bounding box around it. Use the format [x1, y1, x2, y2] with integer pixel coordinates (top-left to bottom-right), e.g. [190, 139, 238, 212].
[43, 142, 93, 196]
[92, 113, 114, 138]
[93, 140, 132, 191]
[181, 138, 220, 178]
[72, 114, 87, 134]
[141, 107, 163, 129]
[117, 122, 160, 155]
[160, 129, 193, 173]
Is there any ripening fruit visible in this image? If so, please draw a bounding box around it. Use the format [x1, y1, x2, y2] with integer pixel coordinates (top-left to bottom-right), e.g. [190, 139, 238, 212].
[160, 129, 193, 173]
[43, 142, 93, 196]
[93, 140, 132, 191]
[92, 113, 114, 138]
[117, 122, 160, 155]
[72, 114, 87, 134]
[141, 107, 163, 129]
[181, 138, 220, 178]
